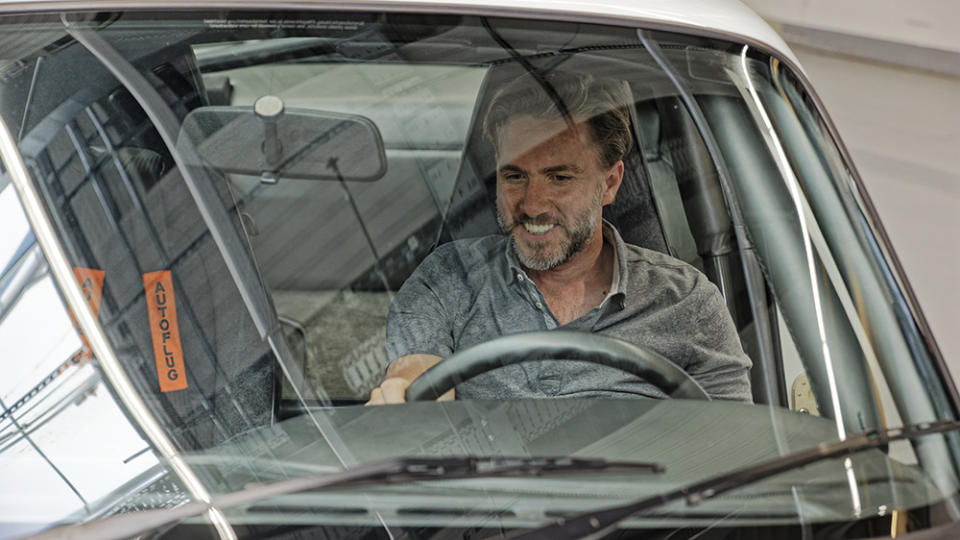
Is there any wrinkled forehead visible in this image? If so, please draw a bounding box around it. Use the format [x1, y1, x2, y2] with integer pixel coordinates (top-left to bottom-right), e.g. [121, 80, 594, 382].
[495, 115, 601, 168]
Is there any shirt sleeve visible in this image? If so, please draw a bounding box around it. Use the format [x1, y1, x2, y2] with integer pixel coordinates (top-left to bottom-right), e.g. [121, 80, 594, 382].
[683, 280, 753, 402]
[384, 253, 456, 366]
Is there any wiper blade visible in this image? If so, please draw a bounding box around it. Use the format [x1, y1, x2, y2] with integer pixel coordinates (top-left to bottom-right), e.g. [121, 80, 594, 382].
[35, 456, 663, 540]
[512, 420, 960, 540]
[447, 455, 665, 477]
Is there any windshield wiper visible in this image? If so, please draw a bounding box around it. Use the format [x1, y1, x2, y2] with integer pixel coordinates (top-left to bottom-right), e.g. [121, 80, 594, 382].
[36, 456, 663, 540]
[511, 420, 960, 540]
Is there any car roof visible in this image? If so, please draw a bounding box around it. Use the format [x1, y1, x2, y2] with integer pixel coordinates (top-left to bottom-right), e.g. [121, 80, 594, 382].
[387, 0, 798, 62]
[0, 0, 800, 65]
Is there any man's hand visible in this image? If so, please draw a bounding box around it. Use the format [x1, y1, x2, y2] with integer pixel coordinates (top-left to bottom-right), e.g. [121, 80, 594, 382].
[366, 353, 452, 405]
[366, 376, 412, 405]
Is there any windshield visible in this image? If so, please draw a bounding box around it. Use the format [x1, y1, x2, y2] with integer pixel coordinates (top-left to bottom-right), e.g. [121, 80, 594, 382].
[1, 9, 958, 539]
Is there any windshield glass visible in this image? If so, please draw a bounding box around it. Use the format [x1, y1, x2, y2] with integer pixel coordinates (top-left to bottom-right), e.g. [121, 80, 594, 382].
[1, 9, 958, 538]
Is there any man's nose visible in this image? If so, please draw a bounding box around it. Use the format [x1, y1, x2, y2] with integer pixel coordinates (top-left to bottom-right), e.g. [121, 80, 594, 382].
[518, 179, 551, 217]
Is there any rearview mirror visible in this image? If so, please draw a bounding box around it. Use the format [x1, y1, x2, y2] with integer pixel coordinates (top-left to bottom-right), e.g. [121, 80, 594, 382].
[178, 99, 387, 182]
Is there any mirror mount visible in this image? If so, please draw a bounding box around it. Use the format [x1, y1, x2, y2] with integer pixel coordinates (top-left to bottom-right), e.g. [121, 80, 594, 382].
[254, 95, 286, 184]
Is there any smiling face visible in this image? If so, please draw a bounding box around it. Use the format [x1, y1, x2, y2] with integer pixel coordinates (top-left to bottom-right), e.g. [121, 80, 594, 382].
[495, 115, 623, 271]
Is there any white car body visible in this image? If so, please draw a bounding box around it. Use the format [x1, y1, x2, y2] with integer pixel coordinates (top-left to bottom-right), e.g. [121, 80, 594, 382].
[0, 1, 955, 539]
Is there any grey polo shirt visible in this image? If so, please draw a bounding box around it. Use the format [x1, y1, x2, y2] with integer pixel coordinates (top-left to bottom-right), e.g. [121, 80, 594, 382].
[385, 224, 752, 401]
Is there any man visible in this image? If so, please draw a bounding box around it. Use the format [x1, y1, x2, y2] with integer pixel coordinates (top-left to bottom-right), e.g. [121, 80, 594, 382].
[367, 71, 751, 404]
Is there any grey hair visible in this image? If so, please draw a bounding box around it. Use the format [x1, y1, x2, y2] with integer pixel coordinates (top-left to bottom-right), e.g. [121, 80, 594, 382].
[482, 71, 633, 168]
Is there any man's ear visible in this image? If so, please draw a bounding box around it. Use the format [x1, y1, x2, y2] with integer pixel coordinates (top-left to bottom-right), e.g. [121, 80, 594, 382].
[601, 160, 625, 206]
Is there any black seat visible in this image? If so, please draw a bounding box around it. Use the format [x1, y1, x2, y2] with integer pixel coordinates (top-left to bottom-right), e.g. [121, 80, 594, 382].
[631, 100, 703, 270]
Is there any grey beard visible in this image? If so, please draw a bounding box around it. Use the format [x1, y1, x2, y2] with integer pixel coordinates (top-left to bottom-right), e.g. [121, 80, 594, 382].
[499, 210, 595, 271]
[508, 224, 591, 271]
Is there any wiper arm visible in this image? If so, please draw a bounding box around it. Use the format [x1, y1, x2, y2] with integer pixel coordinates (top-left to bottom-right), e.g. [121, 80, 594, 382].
[35, 456, 663, 540]
[512, 420, 960, 540]
[229, 455, 663, 497]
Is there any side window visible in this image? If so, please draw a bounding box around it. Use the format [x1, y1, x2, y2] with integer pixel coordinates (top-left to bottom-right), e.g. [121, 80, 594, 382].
[0, 183, 159, 536]
[17, 41, 274, 452]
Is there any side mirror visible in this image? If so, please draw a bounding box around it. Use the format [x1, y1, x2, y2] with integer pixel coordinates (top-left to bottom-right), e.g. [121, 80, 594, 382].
[178, 97, 387, 182]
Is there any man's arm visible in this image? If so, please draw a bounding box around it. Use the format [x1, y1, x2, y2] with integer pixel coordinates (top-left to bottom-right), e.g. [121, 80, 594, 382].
[366, 353, 453, 404]
[685, 284, 753, 402]
[370, 242, 477, 404]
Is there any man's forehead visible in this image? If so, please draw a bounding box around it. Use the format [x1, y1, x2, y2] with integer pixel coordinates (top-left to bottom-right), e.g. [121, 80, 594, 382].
[499, 115, 586, 147]
[496, 115, 600, 167]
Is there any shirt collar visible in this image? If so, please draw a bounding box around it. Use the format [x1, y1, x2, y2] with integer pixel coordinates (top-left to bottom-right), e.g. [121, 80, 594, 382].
[503, 237, 525, 285]
[601, 220, 628, 312]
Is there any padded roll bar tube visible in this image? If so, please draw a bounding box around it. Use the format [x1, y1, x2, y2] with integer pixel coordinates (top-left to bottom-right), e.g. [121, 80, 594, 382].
[699, 94, 882, 435]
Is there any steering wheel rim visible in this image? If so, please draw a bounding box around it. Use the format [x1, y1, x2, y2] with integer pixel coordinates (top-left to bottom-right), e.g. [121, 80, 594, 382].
[405, 330, 710, 401]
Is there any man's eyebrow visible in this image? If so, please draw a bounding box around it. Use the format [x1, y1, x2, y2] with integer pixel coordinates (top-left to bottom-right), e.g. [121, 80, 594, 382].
[542, 164, 583, 174]
[498, 164, 526, 174]
[497, 164, 584, 175]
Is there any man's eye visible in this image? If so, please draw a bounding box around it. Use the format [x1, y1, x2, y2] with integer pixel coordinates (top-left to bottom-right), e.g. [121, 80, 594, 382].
[552, 175, 572, 182]
[502, 173, 524, 182]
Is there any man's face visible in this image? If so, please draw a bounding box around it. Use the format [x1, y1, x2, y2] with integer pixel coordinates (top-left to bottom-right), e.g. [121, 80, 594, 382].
[495, 115, 623, 271]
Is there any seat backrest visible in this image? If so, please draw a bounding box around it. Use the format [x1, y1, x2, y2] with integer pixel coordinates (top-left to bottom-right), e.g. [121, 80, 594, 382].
[632, 100, 703, 270]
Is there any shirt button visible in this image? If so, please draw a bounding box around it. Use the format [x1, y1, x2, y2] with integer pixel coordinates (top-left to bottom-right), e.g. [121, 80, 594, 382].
[536, 302, 543, 309]
[517, 273, 525, 282]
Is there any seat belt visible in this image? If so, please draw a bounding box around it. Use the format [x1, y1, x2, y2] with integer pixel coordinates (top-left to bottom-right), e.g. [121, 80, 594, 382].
[628, 97, 703, 271]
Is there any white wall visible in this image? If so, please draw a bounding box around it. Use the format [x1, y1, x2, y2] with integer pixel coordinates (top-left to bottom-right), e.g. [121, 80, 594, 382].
[744, 0, 960, 52]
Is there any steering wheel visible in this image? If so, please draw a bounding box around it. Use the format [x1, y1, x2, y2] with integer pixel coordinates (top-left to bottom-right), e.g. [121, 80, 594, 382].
[405, 331, 710, 401]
